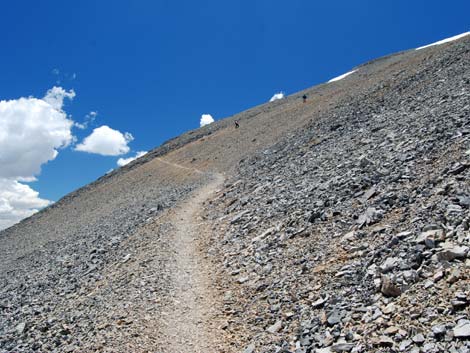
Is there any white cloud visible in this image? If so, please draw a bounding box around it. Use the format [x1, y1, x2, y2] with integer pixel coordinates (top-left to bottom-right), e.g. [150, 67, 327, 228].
[0, 87, 75, 230]
[74, 111, 98, 130]
[43, 86, 76, 111]
[74, 122, 86, 129]
[269, 92, 284, 102]
[0, 179, 51, 230]
[75, 125, 134, 156]
[117, 151, 147, 167]
[0, 96, 74, 180]
[200, 114, 214, 127]
[416, 32, 470, 50]
[328, 69, 357, 83]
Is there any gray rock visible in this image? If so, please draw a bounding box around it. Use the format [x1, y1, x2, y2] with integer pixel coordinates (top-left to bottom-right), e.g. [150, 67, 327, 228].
[399, 339, 412, 351]
[312, 296, 327, 309]
[380, 257, 400, 273]
[431, 324, 446, 337]
[243, 343, 255, 353]
[381, 276, 402, 297]
[15, 322, 26, 335]
[454, 321, 470, 338]
[437, 245, 469, 261]
[266, 320, 282, 334]
[374, 336, 394, 347]
[412, 333, 425, 343]
[327, 310, 342, 326]
[331, 343, 355, 352]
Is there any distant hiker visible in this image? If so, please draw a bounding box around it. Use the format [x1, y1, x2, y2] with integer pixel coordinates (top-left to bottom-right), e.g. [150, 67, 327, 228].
[234, 120, 240, 129]
[302, 94, 307, 103]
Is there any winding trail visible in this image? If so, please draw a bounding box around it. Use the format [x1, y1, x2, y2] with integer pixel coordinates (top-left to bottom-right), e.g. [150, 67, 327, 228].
[155, 157, 227, 352]
[155, 157, 204, 174]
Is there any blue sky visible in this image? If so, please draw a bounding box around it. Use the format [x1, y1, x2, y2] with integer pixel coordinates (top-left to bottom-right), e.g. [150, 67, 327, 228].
[0, 0, 469, 229]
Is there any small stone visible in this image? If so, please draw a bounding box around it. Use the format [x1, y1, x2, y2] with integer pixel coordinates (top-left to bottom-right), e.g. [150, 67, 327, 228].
[316, 348, 332, 353]
[433, 270, 444, 282]
[363, 186, 377, 201]
[327, 310, 342, 326]
[380, 257, 399, 273]
[238, 276, 249, 284]
[384, 326, 399, 335]
[312, 296, 327, 309]
[251, 227, 276, 243]
[447, 204, 463, 214]
[449, 163, 468, 175]
[453, 321, 470, 337]
[412, 333, 425, 343]
[331, 343, 355, 352]
[424, 280, 434, 288]
[382, 303, 396, 314]
[416, 229, 443, 244]
[437, 245, 468, 261]
[16, 322, 26, 335]
[422, 343, 436, 351]
[341, 231, 356, 242]
[374, 336, 394, 347]
[381, 276, 402, 297]
[230, 210, 250, 224]
[266, 320, 282, 334]
[431, 324, 446, 337]
[403, 270, 418, 283]
[451, 299, 467, 310]
[447, 268, 461, 284]
[399, 339, 412, 351]
[243, 343, 255, 353]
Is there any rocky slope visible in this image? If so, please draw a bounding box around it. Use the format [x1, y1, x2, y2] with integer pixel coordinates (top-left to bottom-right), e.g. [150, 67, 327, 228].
[205, 37, 470, 352]
[0, 35, 469, 353]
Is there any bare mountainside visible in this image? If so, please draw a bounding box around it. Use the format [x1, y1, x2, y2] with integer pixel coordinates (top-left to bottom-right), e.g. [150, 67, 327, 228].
[1, 36, 470, 353]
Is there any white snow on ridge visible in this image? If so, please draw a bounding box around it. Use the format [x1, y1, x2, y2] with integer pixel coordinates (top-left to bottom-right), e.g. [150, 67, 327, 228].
[328, 70, 357, 83]
[415, 32, 470, 50]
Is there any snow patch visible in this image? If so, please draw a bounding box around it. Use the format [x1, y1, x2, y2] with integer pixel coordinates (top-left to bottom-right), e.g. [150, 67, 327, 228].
[416, 32, 470, 51]
[328, 70, 357, 83]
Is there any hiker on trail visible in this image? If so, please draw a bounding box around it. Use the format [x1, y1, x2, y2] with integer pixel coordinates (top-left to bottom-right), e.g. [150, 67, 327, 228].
[303, 94, 307, 103]
[234, 120, 240, 128]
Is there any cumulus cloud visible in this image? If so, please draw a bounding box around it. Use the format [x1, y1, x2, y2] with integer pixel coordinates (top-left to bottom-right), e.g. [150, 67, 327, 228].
[75, 125, 134, 156]
[200, 114, 214, 127]
[0, 86, 74, 230]
[0, 94, 74, 180]
[117, 151, 147, 167]
[0, 179, 51, 230]
[269, 92, 284, 102]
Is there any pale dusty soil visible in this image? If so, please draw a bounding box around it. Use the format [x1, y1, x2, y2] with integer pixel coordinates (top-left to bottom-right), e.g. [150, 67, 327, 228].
[154, 163, 230, 352]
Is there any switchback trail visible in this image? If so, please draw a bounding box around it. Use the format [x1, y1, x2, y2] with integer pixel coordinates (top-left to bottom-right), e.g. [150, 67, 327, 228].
[155, 157, 227, 352]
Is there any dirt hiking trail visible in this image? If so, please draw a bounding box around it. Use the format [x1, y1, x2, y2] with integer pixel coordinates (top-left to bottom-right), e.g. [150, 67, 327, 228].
[155, 159, 228, 352]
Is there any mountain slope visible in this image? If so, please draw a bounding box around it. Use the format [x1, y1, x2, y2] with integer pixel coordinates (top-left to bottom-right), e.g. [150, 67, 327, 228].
[1, 35, 469, 353]
[205, 36, 470, 352]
